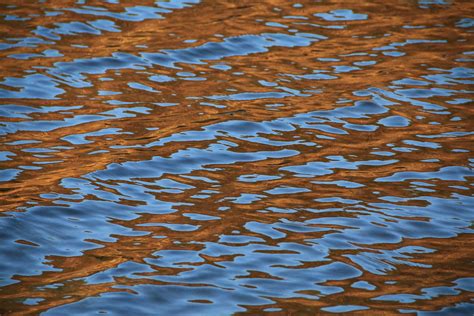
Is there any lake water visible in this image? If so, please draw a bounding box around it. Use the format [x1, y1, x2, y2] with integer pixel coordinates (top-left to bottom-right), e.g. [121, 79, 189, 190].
[0, 0, 473, 314]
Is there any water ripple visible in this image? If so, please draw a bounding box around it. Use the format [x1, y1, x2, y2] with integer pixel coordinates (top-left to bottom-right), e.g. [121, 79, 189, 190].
[0, 0, 473, 314]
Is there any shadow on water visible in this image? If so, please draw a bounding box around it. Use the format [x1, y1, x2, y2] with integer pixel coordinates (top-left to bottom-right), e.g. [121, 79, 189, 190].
[0, 0, 473, 314]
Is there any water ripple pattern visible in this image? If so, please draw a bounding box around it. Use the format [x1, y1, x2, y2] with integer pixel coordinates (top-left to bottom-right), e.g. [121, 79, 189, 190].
[0, 0, 473, 314]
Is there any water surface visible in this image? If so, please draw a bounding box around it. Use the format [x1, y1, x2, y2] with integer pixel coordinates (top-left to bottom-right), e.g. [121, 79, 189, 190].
[0, 0, 473, 314]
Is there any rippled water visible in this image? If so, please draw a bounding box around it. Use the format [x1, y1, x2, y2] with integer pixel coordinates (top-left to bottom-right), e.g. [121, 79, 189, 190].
[1, 0, 473, 314]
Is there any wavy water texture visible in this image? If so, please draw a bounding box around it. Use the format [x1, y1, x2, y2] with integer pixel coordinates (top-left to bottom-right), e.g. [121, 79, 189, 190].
[0, 0, 473, 314]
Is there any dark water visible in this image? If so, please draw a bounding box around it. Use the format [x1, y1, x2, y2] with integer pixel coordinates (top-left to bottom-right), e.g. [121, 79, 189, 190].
[0, 0, 473, 314]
